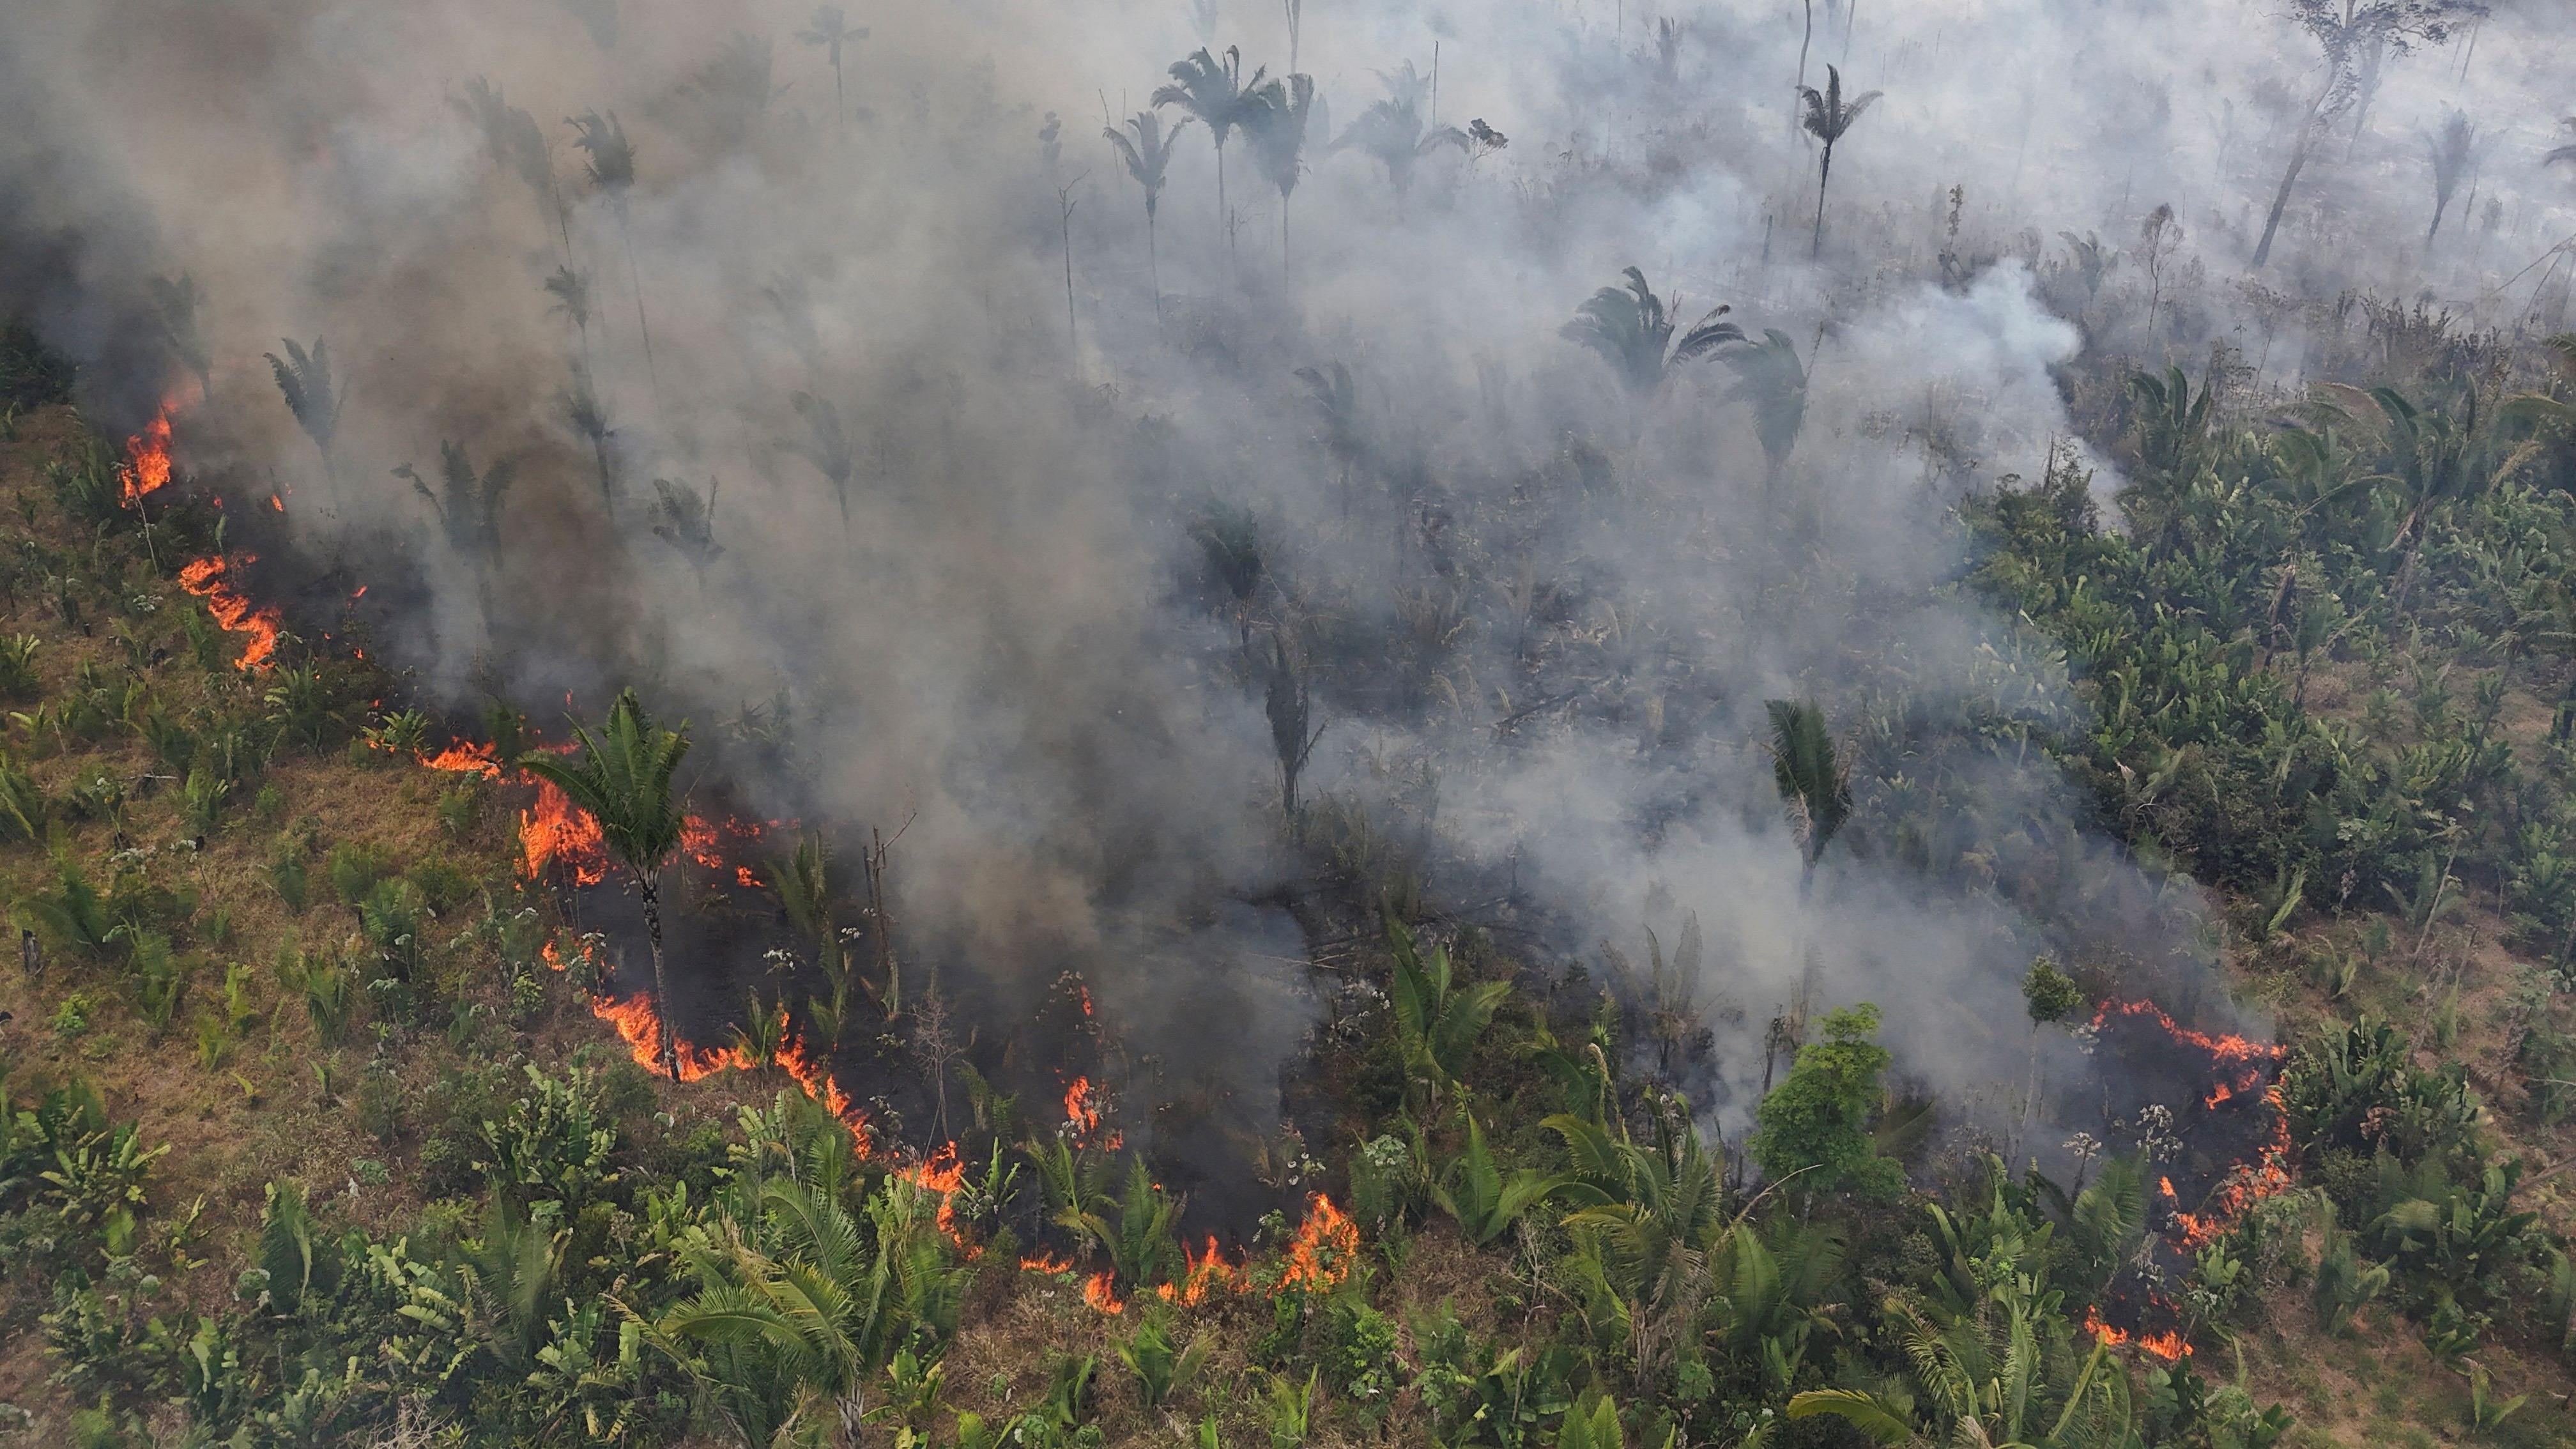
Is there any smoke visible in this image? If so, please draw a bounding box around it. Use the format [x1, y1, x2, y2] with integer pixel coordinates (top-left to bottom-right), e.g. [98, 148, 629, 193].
[0, 0, 2566, 1181]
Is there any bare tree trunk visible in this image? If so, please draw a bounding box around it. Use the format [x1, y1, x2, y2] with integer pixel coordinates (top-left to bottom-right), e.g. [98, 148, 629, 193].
[2253, 88, 2330, 272]
[2251, 133, 2312, 272]
[1811, 142, 1834, 257]
[1147, 213, 1163, 325]
[639, 875, 678, 1080]
[1792, 0, 1814, 138]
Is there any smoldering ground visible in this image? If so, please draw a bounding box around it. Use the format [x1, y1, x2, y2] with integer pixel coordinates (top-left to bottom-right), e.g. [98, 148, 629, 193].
[0, 0, 2566, 1201]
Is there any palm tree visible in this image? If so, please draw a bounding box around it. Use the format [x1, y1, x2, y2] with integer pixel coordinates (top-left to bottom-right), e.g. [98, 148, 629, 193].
[395, 441, 514, 564]
[1766, 698, 1849, 889]
[1294, 361, 1365, 512]
[1154, 47, 1266, 259]
[650, 478, 724, 589]
[795, 6, 868, 136]
[567, 109, 656, 388]
[647, 1177, 951, 1446]
[1718, 329, 1810, 499]
[1244, 73, 1317, 267]
[149, 274, 211, 401]
[564, 362, 618, 516]
[1796, 65, 1882, 257]
[1264, 630, 1323, 820]
[2422, 107, 2479, 247]
[519, 689, 691, 1079]
[786, 392, 856, 528]
[1552, 1105, 1729, 1381]
[1104, 111, 1192, 321]
[2253, 1, 2481, 270]
[264, 337, 344, 505]
[454, 77, 565, 247]
[1331, 65, 1466, 199]
[1561, 267, 1744, 399]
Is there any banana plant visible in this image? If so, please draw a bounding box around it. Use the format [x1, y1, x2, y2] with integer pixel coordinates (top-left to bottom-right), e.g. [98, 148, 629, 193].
[1430, 1112, 1564, 1248]
[1387, 919, 1508, 1113]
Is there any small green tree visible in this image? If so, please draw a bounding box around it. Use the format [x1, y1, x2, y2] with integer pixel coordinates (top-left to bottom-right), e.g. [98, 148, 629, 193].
[1749, 1003, 1902, 1199]
[519, 689, 691, 1078]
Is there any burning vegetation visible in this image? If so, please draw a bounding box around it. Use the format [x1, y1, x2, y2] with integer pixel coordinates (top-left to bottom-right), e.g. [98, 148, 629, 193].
[4, 0, 2576, 1445]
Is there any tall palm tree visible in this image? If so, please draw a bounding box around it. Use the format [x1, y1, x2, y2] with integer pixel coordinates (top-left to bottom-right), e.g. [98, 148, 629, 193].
[564, 361, 618, 516]
[454, 77, 565, 247]
[786, 392, 856, 528]
[2421, 107, 2478, 247]
[1765, 698, 1850, 889]
[1796, 65, 1882, 257]
[1294, 361, 1365, 512]
[1561, 267, 1744, 399]
[1245, 73, 1317, 267]
[2254, 1, 2481, 270]
[1719, 329, 1810, 499]
[264, 337, 344, 505]
[519, 689, 691, 1079]
[1154, 47, 1265, 259]
[1103, 111, 1192, 321]
[650, 478, 724, 590]
[395, 440, 514, 564]
[795, 6, 868, 137]
[567, 109, 656, 388]
[1331, 64, 1465, 199]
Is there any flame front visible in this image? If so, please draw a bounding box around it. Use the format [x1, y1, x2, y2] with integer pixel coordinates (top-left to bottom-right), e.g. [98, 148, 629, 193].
[1277, 1193, 1359, 1295]
[119, 402, 175, 506]
[176, 555, 282, 671]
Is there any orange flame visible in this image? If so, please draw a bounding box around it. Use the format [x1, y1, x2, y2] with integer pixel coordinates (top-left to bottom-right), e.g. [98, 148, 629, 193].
[119, 402, 175, 505]
[2170, 1088, 2294, 1249]
[1020, 1250, 1075, 1274]
[1083, 1271, 1125, 1314]
[1156, 1236, 1248, 1307]
[1064, 1077, 1103, 1137]
[420, 740, 505, 778]
[2083, 1307, 2190, 1360]
[176, 555, 282, 671]
[1276, 1193, 1359, 1296]
[898, 1142, 972, 1250]
[521, 776, 609, 885]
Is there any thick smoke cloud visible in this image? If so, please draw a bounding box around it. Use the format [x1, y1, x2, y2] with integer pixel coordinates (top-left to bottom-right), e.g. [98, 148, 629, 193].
[0, 0, 2567, 1174]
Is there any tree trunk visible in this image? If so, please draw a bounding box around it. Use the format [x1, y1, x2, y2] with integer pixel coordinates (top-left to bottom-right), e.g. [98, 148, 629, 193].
[639, 874, 678, 1080]
[618, 210, 659, 389]
[1811, 143, 1834, 257]
[1147, 211, 1163, 325]
[1215, 139, 1232, 272]
[1792, 0, 1813, 138]
[2250, 135, 2310, 271]
[2251, 88, 2329, 272]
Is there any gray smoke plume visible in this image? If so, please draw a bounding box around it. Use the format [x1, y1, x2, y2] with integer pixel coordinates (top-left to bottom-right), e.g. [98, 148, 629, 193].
[0, 0, 2566, 1171]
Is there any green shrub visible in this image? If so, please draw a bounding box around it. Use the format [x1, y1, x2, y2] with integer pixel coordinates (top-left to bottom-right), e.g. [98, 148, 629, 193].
[0, 634, 40, 699]
[266, 841, 309, 914]
[325, 841, 394, 905]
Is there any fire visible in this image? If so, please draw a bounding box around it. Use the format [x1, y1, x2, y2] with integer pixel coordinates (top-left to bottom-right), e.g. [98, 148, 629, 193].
[2083, 1307, 2190, 1360]
[2170, 1088, 2295, 1249]
[899, 1142, 972, 1250]
[2204, 1081, 2236, 1110]
[1020, 1250, 1075, 1274]
[118, 402, 175, 505]
[1276, 1193, 1359, 1295]
[587, 986, 873, 1155]
[420, 740, 504, 778]
[736, 866, 762, 888]
[1064, 1077, 1103, 1137]
[268, 494, 286, 513]
[1156, 1236, 1248, 1307]
[1083, 1271, 1125, 1314]
[2092, 999, 2283, 1076]
[521, 776, 609, 885]
[176, 555, 283, 671]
